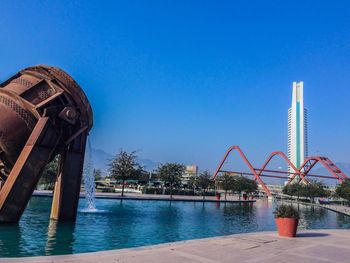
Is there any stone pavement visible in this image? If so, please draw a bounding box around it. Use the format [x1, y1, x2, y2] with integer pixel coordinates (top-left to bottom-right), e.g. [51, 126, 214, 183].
[1, 229, 350, 263]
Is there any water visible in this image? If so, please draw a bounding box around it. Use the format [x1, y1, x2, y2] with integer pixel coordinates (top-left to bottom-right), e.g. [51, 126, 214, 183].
[82, 138, 96, 211]
[0, 197, 349, 257]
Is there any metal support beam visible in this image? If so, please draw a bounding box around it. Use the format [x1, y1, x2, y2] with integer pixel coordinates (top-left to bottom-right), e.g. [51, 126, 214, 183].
[50, 131, 87, 221]
[0, 118, 59, 223]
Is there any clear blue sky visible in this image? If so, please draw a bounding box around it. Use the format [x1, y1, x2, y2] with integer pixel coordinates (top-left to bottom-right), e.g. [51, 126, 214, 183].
[1, 0, 350, 171]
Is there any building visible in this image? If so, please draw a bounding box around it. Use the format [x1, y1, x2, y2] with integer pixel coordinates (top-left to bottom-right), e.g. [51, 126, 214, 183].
[288, 82, 308, 179]
[182, 165, 198, 185]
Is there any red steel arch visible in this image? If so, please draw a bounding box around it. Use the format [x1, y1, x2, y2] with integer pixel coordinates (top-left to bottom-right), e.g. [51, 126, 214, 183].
[213, 146, 272, 196]
[290, 156, 348, 184]
[213, 146, 349, 196]
[256, 151, 308, 185]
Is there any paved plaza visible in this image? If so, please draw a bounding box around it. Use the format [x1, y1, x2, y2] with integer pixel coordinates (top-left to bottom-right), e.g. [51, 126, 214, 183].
[2, 229, 349, 263]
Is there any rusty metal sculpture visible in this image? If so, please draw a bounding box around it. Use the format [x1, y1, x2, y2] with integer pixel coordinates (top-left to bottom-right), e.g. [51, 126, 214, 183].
[0, 65, 93, 223]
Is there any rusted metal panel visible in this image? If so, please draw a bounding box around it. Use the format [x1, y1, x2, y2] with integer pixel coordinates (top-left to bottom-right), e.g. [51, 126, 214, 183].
[0, 118, 59, 222]
[51, 131, 87, 221]
[0, 65, 93, 223]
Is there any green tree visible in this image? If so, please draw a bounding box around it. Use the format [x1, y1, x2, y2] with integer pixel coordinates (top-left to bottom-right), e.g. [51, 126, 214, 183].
[218, 173, 236, 200]
[157, 163, 185, 198]
[243, 177, 258, 194]
[197, 171, 214, 200]
[93, 169, 103, 181]
[283, 183, 302, 200]
[231, 176, 257, 200]
[108, 150, 143, 197]
[336, 179, 350, 202]
[284, 181, 329, 203]
[303, 181, 329, 203]
[38, 156, 58, 190]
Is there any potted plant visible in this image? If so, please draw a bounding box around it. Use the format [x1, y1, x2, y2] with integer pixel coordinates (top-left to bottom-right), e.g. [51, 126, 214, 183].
[274, 204, 299, 237]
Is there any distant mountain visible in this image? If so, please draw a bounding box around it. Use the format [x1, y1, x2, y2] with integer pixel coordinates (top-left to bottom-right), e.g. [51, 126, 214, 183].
[90, 148, 158, 176]
[137, 158, 158, 172]
[90, 148, 113, 175]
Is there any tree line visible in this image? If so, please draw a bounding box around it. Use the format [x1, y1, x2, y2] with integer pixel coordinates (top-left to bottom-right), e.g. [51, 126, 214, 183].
[107, 150, 259, 198]
[283, 179, 350, 204]
[216, 173, 258, 200]
[37, 149, 350, 204]
[37, 150, 259, 200]
[282, 181, 329, 203]
[108, 150, 218, 198]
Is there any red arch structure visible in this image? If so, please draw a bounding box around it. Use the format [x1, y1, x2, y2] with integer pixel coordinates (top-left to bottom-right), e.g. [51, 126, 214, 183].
[291, 156, 348, 184]
[213, 146, 348, 196]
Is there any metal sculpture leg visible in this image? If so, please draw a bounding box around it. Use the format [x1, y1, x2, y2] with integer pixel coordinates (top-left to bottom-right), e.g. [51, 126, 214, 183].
[50, 131, 87, 221]
[0, 118, 59, 223]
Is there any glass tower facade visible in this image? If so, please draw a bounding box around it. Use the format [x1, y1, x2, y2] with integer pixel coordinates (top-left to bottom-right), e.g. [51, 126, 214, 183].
[288, 82, 308, 178]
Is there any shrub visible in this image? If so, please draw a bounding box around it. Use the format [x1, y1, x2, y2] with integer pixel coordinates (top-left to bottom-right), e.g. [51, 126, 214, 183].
[274, 204, 299, 219]
[142, 187, 163, 195]
[101, 187, 115, 193]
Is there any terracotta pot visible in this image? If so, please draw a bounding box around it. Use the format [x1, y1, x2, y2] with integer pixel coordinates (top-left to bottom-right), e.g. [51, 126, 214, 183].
[275, 218, 299, 237]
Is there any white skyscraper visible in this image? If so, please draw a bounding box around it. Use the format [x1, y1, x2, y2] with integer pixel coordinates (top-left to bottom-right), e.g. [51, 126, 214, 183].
[288, 82, 308, 177]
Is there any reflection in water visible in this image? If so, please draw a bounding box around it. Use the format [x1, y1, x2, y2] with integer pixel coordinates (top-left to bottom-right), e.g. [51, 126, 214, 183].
[336, 213, 350, 228]
[0, 197, 349, 257]
[45, 220, 76, 255]
[0, 222, 23, 257]
[153, 202, 182, 242]
[299, 206, 327, 229]
[45, 219, 58, 254]
[221, 203, 257, 234]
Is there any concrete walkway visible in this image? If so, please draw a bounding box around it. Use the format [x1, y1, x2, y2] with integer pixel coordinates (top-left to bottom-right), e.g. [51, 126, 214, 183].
[2, 229, 350, 263]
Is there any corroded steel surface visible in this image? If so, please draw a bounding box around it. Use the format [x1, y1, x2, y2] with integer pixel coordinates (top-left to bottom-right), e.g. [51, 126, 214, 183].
[0, 65, 93, 223]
